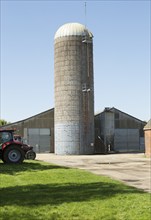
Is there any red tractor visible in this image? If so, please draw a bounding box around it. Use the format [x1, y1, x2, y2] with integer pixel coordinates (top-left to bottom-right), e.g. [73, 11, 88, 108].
[0, 129, 36, 163]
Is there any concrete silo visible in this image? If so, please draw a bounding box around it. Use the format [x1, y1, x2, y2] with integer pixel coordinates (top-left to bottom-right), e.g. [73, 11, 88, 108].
[54, 22, 94, 155]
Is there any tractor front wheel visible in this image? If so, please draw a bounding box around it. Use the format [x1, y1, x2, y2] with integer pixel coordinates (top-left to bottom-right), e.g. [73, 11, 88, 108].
[25, 150, 36, 160]
[3, 145, 25, 164]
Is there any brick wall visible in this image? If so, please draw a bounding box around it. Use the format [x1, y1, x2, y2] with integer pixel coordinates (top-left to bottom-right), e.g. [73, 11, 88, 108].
[144, 129, 151, 157]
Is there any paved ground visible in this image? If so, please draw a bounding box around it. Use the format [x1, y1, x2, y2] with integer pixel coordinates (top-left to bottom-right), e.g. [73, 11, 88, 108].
[36, 153, 151, 193]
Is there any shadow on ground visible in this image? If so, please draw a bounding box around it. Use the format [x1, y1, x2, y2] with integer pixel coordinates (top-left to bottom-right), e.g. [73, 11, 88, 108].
[0, 181, 144, 208]
[0, 160, 69, 175]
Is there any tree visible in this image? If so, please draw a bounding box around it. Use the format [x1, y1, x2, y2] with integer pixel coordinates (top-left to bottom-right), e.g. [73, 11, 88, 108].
[0, 119, 10, 126]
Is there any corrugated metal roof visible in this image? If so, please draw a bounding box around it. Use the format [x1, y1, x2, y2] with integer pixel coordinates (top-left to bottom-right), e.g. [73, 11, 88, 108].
[54, 22, 93, 39]
[144, 119, 151, 130]
[95, 107, 146, 124]
[0, 108, 54, 128]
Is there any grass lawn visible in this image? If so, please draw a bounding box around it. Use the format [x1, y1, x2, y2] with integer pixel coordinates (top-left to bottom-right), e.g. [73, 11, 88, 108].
[0, 160, 150, 220]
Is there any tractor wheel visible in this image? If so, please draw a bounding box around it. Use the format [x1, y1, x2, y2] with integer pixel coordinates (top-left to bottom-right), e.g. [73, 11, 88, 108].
[3, 145, 25, 164]
[25, 150, 36, 160]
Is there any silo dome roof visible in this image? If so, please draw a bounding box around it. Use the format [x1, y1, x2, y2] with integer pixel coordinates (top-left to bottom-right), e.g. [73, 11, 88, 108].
[54, 22, 93, 39]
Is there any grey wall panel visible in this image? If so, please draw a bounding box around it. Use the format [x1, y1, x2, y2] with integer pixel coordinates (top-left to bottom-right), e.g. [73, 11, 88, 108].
[139, 137, 145, 151]
[27, 128, 50, 153]
[114, 129, 139, 152]
[127, 129, 139, 150]
[39, 135, 50, 153]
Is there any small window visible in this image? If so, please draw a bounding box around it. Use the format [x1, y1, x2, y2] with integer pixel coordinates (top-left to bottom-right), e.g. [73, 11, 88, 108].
[115, 120, 119, 128]
[115, 113, 119, 119]
[0, 132, 12, 143]
[82, 83, 87, 91]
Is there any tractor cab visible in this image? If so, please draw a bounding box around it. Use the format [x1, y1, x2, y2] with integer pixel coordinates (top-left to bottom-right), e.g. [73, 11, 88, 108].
[0, 129, 14, 145]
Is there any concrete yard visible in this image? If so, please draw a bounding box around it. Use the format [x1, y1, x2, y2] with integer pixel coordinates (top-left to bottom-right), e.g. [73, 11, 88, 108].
[36, 153, 151, 193]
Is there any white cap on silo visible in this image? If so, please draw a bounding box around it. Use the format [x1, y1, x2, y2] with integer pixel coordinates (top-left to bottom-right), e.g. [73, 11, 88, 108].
[54, 22, 93, 39]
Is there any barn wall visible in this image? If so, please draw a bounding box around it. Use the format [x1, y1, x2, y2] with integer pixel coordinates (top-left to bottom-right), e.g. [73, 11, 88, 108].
[1, 107, 146, 154]
[94, 108, 146, 153]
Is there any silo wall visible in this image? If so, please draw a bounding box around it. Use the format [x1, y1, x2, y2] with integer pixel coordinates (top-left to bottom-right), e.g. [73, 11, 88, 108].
[54, 35, 94, 155]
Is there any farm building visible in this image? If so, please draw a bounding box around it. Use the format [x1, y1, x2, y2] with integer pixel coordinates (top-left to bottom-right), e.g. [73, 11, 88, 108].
[0, 109, 54, 153]
[1, 107, 146, 154]
[144, 119, 151, 157]
[95, 107, 146, 153]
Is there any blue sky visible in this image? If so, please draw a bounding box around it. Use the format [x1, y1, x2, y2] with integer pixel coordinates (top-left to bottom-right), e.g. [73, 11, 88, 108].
[1, 0, 150, 122]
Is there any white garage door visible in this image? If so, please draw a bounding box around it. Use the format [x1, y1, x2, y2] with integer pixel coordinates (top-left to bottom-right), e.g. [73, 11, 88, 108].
[27, 128, 50, 153]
